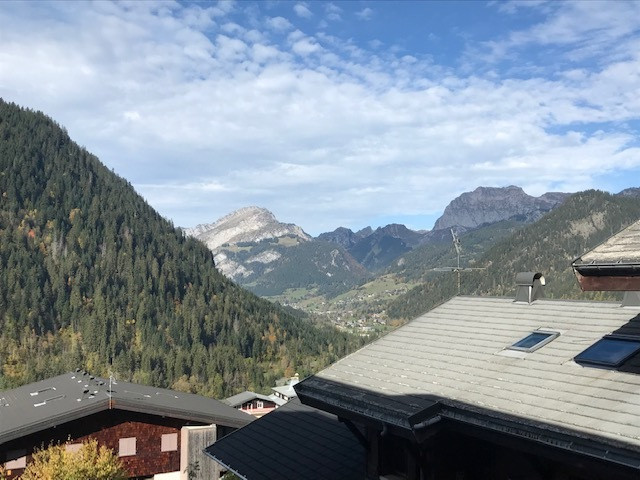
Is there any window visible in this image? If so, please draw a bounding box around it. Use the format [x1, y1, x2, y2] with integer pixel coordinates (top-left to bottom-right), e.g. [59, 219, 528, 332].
[5, 450, 27, 469]
[119, 437, 136, 457]
[257, 400, 264, 408]
[509, 330, 559, 352]
[161, 433, 178, 452]
[575, 335, 640, 367]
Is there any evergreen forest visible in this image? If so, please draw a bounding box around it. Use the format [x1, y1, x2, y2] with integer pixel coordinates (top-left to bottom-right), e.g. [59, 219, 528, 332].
[0, 99, 361, 396]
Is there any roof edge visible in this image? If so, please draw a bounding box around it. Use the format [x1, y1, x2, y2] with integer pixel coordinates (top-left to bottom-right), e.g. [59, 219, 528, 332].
[442, 405, 640, 471]
[0, 399, 109, 444]
[203, 451, 249, 480]
[298, 377, 640, 471]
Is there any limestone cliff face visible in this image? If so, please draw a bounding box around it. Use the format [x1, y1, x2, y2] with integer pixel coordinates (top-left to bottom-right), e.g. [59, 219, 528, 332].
[185, 207, 366, 294]
[433, 186, 570, 230]
[185, 206, 311, 251]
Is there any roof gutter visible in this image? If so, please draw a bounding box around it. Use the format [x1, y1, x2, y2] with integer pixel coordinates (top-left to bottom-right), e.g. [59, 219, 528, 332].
[572, 262, 640, 277]
[440, 405, 640, 472]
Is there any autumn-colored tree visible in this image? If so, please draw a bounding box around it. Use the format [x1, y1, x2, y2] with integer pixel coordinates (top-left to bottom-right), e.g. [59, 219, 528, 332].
[19, 439, 127, 480]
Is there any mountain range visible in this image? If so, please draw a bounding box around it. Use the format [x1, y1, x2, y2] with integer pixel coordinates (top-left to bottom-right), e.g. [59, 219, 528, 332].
[186, 185, 574, 298]
[187, 185, 640, 327]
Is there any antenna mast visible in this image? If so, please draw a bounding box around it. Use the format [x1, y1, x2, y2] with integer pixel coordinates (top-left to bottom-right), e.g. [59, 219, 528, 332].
[451, 228, 461, 294]
[431, 227, 485, 295]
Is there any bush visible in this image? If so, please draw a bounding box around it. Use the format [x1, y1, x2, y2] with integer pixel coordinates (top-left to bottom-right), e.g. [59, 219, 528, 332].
[20, 439, 127, 480]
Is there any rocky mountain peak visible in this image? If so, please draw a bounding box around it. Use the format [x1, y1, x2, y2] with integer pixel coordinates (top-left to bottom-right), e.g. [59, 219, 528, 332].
[317, 227, 359, 249]
[185, 206, 310, 251]
[618, 187, 640, 198]
[433, 186, 570, 230]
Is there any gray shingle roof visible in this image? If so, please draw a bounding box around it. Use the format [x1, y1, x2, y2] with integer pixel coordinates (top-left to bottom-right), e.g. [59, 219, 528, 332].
[0, 372, 253, 444]
[296, 296, 640, 465]
[574, 219, 640, 266]
[205, 398, 365, 480]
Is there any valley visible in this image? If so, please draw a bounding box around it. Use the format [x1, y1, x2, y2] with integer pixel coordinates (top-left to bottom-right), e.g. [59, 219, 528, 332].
[189, 189, 640, 337]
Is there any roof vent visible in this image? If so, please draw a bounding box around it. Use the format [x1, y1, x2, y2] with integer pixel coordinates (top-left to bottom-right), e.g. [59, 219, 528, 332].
[622, 291, 640, 307]
[514, 272, 545, 304]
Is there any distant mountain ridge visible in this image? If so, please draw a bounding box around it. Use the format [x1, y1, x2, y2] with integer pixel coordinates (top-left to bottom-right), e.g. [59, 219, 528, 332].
[433, 186, 571, 230]
[188, 186, 637, 306]
[186, 206, 311, 250]
[187, 207, 367, 297]
[319, 223, 428, 271]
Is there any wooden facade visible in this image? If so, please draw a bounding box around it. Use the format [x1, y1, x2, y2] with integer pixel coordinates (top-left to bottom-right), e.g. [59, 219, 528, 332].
[2, 410, 199, 478]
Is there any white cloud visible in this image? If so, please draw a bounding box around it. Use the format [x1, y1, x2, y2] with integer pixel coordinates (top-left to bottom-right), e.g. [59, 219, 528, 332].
[291, 37, 321, 56]
[0, 1, 639, 234]
[293, 2, 312, 18]
[324, 3, 342, 21]
[266, 16, 292, 32]
[481, 0, 640, 65]
[356, 7, 373, 20]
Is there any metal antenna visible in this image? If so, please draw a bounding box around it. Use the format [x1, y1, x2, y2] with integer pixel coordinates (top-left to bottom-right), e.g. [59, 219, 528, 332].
[108, 358, 115, 409]
[432, 227, 485, 295]
[451, 228, 462, 293]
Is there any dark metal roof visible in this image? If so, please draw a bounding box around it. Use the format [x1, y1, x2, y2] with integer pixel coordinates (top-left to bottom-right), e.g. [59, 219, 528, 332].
[205, 398, 365, 480]
[0, 371, 253, 444]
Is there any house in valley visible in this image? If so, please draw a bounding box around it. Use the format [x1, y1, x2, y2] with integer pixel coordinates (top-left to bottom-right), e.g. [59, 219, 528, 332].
[269, 375, 299, 405]
[0, 371, 252, 479]
[223, 391, 278, 418]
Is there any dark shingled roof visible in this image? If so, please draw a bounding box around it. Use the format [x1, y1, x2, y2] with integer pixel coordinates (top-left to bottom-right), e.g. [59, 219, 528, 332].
[205, 398, 365, 480]
[0, 371, 252, 444]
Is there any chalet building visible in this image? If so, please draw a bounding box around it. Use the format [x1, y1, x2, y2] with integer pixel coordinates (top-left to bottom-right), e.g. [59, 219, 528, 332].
[0, 371, 252, 479]
[270, 375, 299, 404]
[208, 219, 640, 480]
[223, 391, 278, 418]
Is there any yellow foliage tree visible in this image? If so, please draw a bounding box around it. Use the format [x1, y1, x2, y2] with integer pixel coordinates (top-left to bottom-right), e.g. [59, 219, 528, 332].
[19, 439, 127, 480]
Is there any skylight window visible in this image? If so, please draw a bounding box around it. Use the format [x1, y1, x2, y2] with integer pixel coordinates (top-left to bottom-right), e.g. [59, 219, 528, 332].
[574, 335, 640, 367]
[509, 331, 559, 352]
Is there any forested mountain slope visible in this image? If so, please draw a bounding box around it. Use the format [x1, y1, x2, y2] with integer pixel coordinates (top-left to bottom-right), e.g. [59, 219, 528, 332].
[0, 100, 358, 396]
[388, 191, 640, 320]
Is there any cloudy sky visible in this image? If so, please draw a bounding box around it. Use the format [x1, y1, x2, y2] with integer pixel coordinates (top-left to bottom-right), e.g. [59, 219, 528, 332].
[1, 1, 640, 235]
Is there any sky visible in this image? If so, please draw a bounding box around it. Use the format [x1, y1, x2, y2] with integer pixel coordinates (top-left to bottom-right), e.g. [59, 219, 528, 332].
[1, 0, 640, 235]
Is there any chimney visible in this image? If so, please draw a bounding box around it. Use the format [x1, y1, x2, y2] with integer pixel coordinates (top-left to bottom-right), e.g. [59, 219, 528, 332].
[514, 272, 545, 304]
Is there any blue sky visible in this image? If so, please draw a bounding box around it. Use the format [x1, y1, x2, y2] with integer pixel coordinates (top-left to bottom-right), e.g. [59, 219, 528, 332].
[1, 0, 640, 235]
